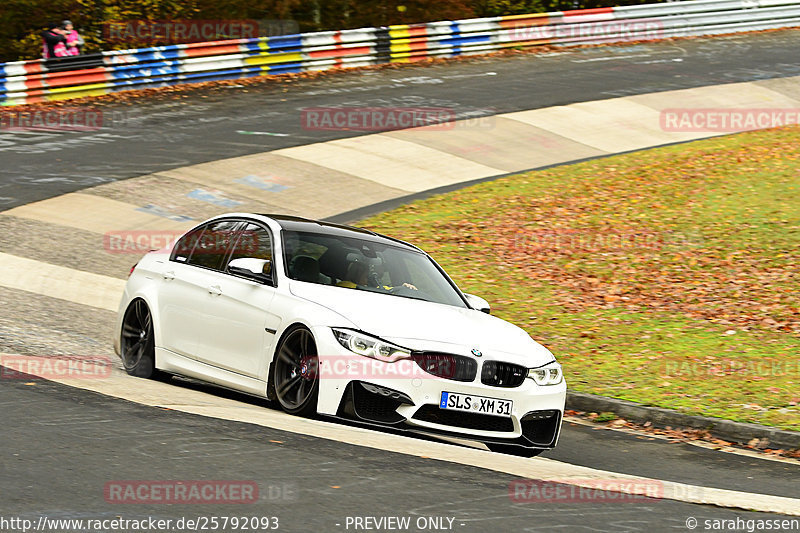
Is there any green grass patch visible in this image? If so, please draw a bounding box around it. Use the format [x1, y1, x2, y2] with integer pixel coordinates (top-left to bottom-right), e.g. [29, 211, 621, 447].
[360, 126, 800, 432]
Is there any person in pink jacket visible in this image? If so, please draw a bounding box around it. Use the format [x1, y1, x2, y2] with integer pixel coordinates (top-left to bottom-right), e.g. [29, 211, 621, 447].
[61, 20, 83, 56]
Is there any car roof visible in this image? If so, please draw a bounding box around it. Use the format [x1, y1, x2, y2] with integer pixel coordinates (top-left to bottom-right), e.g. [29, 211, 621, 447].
[258, 214, 423, 252]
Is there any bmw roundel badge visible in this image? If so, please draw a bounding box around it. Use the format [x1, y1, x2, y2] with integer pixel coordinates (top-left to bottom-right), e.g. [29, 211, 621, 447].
[471, 348, 482, 357]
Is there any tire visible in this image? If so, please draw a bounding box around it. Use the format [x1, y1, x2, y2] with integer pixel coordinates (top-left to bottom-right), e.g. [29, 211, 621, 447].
[486, 443, 543, 457]
[271, 325, 319, 417]
[120, 299, 158, 378]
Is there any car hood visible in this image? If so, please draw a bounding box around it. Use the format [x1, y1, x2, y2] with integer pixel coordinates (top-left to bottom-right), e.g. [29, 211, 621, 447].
[289, 282, 555, 367]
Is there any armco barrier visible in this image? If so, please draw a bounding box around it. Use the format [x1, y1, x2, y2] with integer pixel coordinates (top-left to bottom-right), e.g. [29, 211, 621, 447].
[2, 0, 800, 106]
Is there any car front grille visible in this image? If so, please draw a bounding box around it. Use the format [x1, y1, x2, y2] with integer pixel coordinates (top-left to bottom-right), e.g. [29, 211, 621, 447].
[411, 352, 477, 382]
[481, 360, 527, 388]
[412, 404, 514, 432]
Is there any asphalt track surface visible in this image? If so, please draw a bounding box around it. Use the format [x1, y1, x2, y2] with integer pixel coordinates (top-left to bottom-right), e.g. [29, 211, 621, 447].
[2, 30, 800, 531]
[3, 30, 800, 209]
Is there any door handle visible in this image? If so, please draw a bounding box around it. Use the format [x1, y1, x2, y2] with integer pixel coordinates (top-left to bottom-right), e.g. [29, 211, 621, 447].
[207, 285, 222, 296]
[163, 271, 175, 280]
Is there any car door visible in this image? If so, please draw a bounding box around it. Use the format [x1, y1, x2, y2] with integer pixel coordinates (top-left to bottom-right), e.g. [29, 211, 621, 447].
[192, 222, 281, 379]
[157, 219, 242, 359]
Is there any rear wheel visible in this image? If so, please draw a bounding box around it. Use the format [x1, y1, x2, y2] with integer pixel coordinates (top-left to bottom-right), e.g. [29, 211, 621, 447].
[272, 326, 319, 417]
[486, 443, 543, 457]
[120, 299, 157, 378]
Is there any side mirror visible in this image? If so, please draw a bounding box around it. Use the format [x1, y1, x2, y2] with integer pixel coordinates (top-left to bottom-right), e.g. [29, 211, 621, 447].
[228, 258, 272, 284]
[464, 293, 490, 314]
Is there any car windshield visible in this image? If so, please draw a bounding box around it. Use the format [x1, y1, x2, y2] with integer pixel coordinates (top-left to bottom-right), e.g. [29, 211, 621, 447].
[282, 230, 467, 308]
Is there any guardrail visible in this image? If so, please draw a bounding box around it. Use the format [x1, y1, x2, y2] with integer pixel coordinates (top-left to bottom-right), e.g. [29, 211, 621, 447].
[2, 0, 800, 107]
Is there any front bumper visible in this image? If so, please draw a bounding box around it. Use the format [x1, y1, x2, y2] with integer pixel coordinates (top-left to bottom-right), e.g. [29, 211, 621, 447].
[312, 327, 566, 449]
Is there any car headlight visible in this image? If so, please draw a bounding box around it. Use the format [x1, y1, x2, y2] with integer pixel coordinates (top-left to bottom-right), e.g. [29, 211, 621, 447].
[528, 362, 563, 386]
[332, 328, 411, 363]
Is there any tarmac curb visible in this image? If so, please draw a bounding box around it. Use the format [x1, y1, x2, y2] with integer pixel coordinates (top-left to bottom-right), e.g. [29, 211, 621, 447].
[567, 391, 800, 450]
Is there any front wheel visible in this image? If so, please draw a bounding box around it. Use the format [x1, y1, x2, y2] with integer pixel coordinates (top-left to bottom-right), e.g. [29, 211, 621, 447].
[120, 299, 157, 378]
[486, 443, 543, 457]
[272, 326, 319, 417]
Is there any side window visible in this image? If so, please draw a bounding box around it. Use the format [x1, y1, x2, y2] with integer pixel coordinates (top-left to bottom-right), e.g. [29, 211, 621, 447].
[172, 226, 205, 263]
[228, 223, 273, 263]
[185, 220, 241, 271]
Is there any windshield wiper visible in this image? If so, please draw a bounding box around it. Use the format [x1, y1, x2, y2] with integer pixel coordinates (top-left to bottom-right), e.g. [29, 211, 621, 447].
[389, 292, 430, 303]
[352, 285, 431, 303]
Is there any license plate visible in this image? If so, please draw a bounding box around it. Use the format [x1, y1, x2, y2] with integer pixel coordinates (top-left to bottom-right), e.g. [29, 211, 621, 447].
[440, 392, 512, 418]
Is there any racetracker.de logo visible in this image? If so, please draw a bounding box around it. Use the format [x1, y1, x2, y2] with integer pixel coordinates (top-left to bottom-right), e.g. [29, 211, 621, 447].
[660, 108, 800, 132]
[301, 354, 467, 380]
[103, 230, 260, 255]
[0, 355, 112, 380]
[102, 20, 259, 44]
[510, 228, 702, 253]
[104, 481, 259, 504]
[301, 107, 457, 131]
[510, 19, 665, 43]
[0, 109, 103, 132]
[509, 479, 664, 503]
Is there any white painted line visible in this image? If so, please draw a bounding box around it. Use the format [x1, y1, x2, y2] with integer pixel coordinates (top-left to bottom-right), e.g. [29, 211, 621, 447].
[8, 356, 796, 517]
[442, 72, 498, 79]
[0, 253, 124, 312]
[635, 58, 684, 64]
[571, 54, 652, 62]
[236, 130, 290, 136]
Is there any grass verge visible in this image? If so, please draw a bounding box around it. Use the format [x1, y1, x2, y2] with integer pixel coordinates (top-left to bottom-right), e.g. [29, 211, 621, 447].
[359, 125, 800, 431]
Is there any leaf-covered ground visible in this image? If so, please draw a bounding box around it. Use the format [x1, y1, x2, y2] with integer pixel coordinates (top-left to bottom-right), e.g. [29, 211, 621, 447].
[360, 125, 800, 431]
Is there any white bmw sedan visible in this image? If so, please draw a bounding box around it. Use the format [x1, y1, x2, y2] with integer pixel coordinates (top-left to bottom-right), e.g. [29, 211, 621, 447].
[114, 213, 566, 456]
